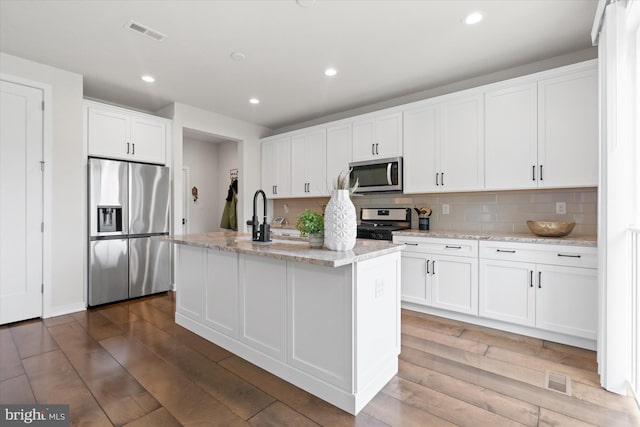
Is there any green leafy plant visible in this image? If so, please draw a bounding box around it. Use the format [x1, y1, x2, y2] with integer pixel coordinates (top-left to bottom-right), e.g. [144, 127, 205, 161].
[333, 168, 359, 195]
[295, 209, 324, 237]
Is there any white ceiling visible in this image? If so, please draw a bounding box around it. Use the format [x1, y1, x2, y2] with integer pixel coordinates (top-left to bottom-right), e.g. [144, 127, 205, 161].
[0, 0, 597, 130]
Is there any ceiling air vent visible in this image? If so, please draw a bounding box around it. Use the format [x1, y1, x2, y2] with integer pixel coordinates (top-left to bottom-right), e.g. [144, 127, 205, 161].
[125, 20, 167, 41]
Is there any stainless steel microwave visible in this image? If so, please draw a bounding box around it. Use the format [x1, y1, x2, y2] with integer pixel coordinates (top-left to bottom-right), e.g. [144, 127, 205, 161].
[349, 157, 402, 193]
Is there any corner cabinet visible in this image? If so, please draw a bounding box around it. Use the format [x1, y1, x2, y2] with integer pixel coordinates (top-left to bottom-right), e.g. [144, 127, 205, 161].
[403, 93, 484, 193]
[85, 101, 168, 165]
[352, 111, 402, 162]
[479, 241, 597, 340]
[393, 236, 478, 316]
[484, 61, 598, 190]
[261, 136, 291, 198]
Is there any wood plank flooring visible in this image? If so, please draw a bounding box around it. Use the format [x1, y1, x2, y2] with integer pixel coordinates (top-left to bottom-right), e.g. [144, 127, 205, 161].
[1, 292, 638, 426]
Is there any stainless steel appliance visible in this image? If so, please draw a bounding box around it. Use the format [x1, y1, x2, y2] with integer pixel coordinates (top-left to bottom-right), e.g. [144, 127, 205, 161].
[88, 158, 170, 306]
[349, 156, 402, 193]
[357, 207, 411, 241]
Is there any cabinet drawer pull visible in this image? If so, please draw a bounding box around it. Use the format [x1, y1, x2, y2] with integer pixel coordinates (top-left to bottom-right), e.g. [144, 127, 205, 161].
[496, 249, 516, 253]
[532, 165, 536, 181]
[529, 270, 533, 287]
[445, 245, 462, 249]
[558, 253, 581, 258]
[132, 143, 135, 155]
[127, 142, 130, 154]
[436, 172, 440, 186]
[426, 259, 430, 274]
[375, 143, 379, 155]
[404, 243, 418, 246]
[441, 172, 444, 186]
[539, 164, 543, 181]
[432, 260, 436, 275]
[371, 144, 375, 155]
[538, 271, 542, 288]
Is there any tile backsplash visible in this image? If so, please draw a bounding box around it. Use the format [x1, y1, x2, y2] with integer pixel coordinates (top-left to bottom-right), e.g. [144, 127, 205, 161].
[272, 188, 597, 236]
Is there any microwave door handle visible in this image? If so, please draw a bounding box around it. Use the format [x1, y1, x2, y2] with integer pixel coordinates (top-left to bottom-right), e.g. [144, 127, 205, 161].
[387, 162, 392, 185]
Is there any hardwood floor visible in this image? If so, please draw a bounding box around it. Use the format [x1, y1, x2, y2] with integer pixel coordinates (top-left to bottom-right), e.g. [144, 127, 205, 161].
[1, 292, 638, 426]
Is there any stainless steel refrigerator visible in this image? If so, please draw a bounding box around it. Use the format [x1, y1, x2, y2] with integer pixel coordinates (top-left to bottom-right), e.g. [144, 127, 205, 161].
[88, 158, 170, 306]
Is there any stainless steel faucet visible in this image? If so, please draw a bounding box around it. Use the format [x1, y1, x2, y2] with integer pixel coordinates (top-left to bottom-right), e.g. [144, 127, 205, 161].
[251, 189, 271, 242]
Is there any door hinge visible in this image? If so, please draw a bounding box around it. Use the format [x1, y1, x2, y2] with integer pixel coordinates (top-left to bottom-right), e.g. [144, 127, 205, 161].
[41, 101, 45, 111]
[41, 222, 44, 232]
[40, 161, 45, 172]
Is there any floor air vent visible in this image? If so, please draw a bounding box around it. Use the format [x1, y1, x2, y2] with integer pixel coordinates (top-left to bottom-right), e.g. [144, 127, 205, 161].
[125, 20, 167, 41]
[544, 370, 572, 396]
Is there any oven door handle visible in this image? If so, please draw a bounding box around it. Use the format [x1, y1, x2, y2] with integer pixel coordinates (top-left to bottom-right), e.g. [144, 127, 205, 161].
[386, 162, 392, 185]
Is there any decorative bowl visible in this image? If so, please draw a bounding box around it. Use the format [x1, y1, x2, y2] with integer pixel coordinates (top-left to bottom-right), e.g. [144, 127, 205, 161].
[526, 221, 576, 237]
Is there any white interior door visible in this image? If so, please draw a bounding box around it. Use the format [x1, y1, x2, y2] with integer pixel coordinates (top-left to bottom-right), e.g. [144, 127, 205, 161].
[0, 80, 44, 324]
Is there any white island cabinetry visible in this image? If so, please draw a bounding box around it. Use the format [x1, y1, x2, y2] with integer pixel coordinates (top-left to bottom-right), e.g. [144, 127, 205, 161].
[172, 233, 402, 415]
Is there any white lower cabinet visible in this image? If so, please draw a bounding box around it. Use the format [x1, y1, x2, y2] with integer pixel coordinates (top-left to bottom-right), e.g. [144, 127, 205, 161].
[479, 241, 597, 340]
[394, 236, 478, 316]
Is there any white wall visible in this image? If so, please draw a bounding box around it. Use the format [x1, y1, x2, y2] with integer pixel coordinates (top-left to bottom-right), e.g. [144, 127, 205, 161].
[182, 138, 238, 233]
[164, 103, 269, 238]
[0, 52, 85, 317]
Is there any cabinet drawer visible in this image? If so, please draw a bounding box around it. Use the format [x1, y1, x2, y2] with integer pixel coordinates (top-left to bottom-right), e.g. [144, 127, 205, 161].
[479, 241, 597, 268]
[394, 236, 478, 258]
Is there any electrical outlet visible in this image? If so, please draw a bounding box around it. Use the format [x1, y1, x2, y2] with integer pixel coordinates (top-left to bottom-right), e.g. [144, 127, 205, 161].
[375, 280, 384, 298]
[442, 204, 450, 215]
[556, 202, 566, 215]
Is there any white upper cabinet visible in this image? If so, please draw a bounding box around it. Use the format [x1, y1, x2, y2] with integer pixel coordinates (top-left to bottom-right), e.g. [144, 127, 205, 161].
[86, 102, 167, 164]
[261, 136, 291, 198]
[537, 67, 598, 188]
[290, 128, 327, 197]
[403, 104, 438, 193]
[404, 94, 484, 193]
[352, 111, 402, 162]
[485, 62, 597, 190]
[326, 123, 352, 192]
[485, 82, 538, 190]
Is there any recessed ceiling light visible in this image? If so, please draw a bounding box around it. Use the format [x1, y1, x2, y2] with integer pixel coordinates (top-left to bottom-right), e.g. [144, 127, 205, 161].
[249, 98, 260, 105]
[464, 12, 483, 25]
[230, 52, 246, 61]
[324, 68, 337, 77]
[141, 75, 155, 83]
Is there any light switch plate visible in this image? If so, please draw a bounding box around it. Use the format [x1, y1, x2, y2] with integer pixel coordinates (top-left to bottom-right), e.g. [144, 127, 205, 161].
[442, 204, 450, 215]
[556, 202, 566, 215]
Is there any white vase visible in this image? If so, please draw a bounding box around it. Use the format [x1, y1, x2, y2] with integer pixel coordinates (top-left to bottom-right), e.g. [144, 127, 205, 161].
[324, 189, 357, 251]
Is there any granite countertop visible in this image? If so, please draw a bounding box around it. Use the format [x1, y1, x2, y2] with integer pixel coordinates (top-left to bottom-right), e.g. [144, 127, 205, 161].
[161, 231, 403, 268]
[392, 229, 597, 247]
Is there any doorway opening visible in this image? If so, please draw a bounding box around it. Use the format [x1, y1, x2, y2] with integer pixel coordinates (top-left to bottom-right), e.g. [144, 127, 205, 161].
[182, 128, 239, 234]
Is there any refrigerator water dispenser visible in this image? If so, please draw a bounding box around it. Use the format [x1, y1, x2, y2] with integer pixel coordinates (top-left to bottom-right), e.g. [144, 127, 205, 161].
[97, 206, 122, 232]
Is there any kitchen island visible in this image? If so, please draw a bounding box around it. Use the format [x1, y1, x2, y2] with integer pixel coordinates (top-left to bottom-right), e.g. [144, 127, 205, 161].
[164, 232, 403, 415]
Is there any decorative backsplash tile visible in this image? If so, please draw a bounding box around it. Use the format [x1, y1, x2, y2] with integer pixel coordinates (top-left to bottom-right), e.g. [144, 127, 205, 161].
[272, 187, 597, 236]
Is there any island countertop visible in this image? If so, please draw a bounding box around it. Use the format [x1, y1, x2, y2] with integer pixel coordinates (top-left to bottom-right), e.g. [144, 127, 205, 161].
[161, 231, 403, 267]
